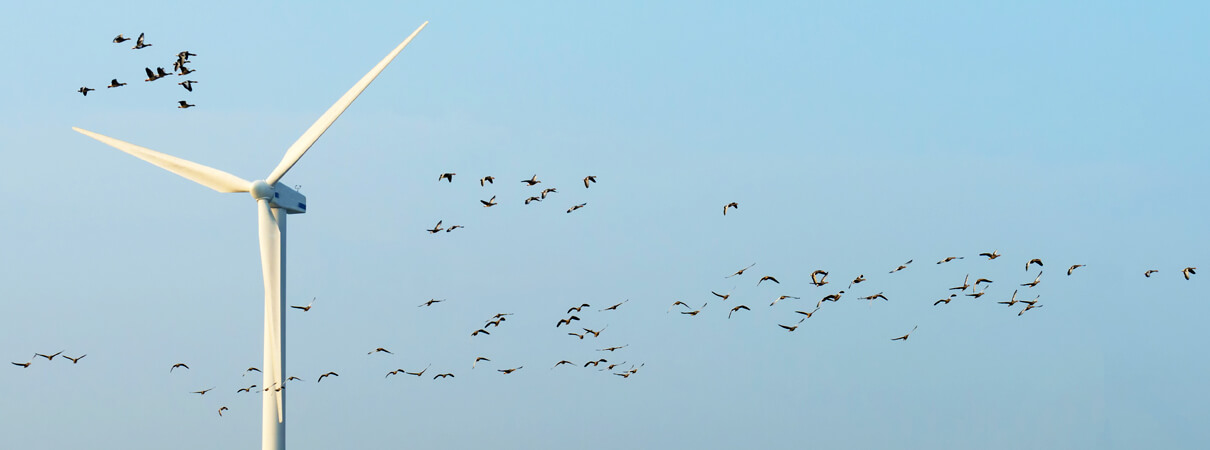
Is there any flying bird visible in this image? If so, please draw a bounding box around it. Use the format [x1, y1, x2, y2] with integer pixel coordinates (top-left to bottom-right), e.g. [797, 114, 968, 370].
[723, 202, 738, 216]
[681, 308, 703, 316]
[290, 297, 317, 311]
[556, 316, 581, 327]
[757, 275, 779, 285]
[599, 345, 628, 352]
[107, 79, 126, 88]
[178, 80, 197, 91]
[317, 372, 339, 382]
[481, 196, 497, 207]
[728, 305, 750, 318]
[63, 354, 86, 364]
[113, 34, 130, 43]
[498, 366, 523, 374]
[567, 303, 590, 313]
[445, 225, 464, 232]
[170, 363, 189, 372]
[816, 291, 844, 307]
[438, 173, 455, 182]
[998, 290, 1021, 307]
[890, 325, 918, 341]
[433, 373, 455, 379]
[974, 278, 994, 285]
[156, 67, 173, 78]
[552, 360, 574, 368]
[144, 67, 162, 82]
[567, 332, 585, 339]
[583, 326, 606, 338]
[778, 323, 799, 332]
[419, 298, 444, 307]
[177, 100, 195, 109]
[1144, 269, 1159, 278]
[405, 365, 430, 377]
[522, 174, 541, 186]
[237, 385, 256, 393]
[1021, 272, 1043, 287]
[769, 295, 799, 306]
[859, 292, 888, 302]
[1183, 267, 1197, 280]
[978, 250, 1001, 260]
[711, 291, 731, 300]
[966, 289, 987, 299]
[176, 51, 197, 60]
[132, 32, 151, 49]
[471, 328, 490, 336]
[583, 175, 597, 188]
[218, 406, 229, 416]
[889, 260, 913, 273]
[78, 87, 95, 96]
[937, 256, 963, 264]
[585, 359, 607, 367]
[795, 307, 820, 318]
[368, 347, 392, 355]
[1026, 258, 1043, 270]
[177, 66, 195, 76]
[726, 263, 756, 278]
[934, 294, 957, 306]
[600, 299, 628, 311]
[12, 361, 31, 368]
[473, 357, 490, 369]
[540, 187, 557, 199]
[480, 176, 494, 186]
[566, 203, 587, 213]
[35, 351, 63, 361]
[192, 388, 214, 395]
[426, 220, 443, 233]
[1067, 264, 1085, 276]
[950, 274, 971, 291]
[1018, 303, 1044, 316]
[245, 367, 261, 374]
[524, 196, 541, 205]
[849, 274, 866, 288]
[667, 300, 692, 313]
[810, 270, 829, 286]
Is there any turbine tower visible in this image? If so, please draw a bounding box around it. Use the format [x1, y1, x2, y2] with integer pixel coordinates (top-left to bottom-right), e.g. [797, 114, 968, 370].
[71, 21, 428, 450]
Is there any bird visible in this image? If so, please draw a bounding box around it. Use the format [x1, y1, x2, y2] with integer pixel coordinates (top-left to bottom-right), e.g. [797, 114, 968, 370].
[950, 274, 971, 291]
[795, 307, 821, 318]
[757, 275, 779, 285]
[107, 79, 126, 88]
[35, 351, 63, 361]
[445, 225, 464, 232]
[218, 406, 229, 416]
[728, 305, 750, 318]
[966, 289, 987, 299]
[173, 59, 188, 73]
[859, 292, 888, 302]
[12, 361, 31, 368]
[317, 372, 339, 382]
[937, 256, 964, 264]
[583, 326, 606, 338]
[998, 290, 1021, 307]
[726, 263, 756, 278]
[552, 360, 574, 368]
[584, 359, 607, 367]
[178, 100, 195, 109]
[438, 172, 455, 182]
[524, 196, 541, 205]
[849, 274, 866, 288]
[601, 300, 628, 311]
[978, 250, 1001, 260]
[170, 363, 189, 372]
[156, 67, 173, 78]
[567, 304, 590, 313]
[237, 385, 256, 393]
[471, 328, 490, 336]
[1183, 267, 1197, 280]
[770, 295, 799, 306]
[1019, 295, 1041, 307]
[368, 347, 392, 355]
[113, 34, 130, 43]
[484, 318, 504, 328]
[433, 373, 455, 379]
[889, 260, 913, 273]
[890, 325, 918, 341]
[556, 316, 581, 327]
[615, 372, 633, 378]
[975, 278, 994, 285]
[667, 300, 692, 313]
[290, 297, 317, 311]
[473, 357, 490, 369]
[1026, 258, 1043, 271]
[426, 220, 444, 233]
[405, 365, 430, 377]
[63, 354, 86, 364]
[1067, 264, 1085, 276]
[419, 298, 444, 307]
[778, 323, 799, 332]
[681, 308, 703, 316]
[583, 175, 597, 188]
[1018, 303, 1044, 316]
[481, 196, 497, 207]
[723, 202, 739, 216]
[816, 291, 845, 307]
[178, 80, 197, 91]
[480, 176, 494, 186]
[498, 367, 522, 374]
[177, 66, 195, 76]
[810, 270, 829, 286]
[287, 376, 303, 382]
[245, 367, 261, 375]
[566, 203, 587, 213]
[521, 174, 541, 186]
[132, 32, 151, 49]
[177, 51, 197, 61]
[567, 332, 585, 339]
[78, 87, 95, 96]
[1144, 269, 1159, 278]
[192, 388, 214, 395]
[599, 345, 628, 352]
[144, 67, 162, 82]
[1021, 272, 1042, 287]
[540, 187, 557, 199]
[934, 294, 957, 306]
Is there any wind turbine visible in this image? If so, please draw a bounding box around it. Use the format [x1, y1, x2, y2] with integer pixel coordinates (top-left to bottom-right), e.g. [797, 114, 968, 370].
[71, 21, 428, 450]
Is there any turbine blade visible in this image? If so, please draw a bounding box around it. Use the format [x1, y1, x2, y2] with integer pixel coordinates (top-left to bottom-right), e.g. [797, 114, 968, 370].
[266, 21, 428, 185]
[257, 200, 284, 423]
[72, 127, 252, 193]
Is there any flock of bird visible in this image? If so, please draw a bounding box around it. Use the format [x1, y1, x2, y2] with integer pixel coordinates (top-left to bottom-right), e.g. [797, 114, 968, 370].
[425, 173, 597, 234]
[76, 33, 199, 109]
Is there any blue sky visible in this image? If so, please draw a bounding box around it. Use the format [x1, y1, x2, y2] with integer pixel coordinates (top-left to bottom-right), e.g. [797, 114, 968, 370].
[1, 1, 1207, 449]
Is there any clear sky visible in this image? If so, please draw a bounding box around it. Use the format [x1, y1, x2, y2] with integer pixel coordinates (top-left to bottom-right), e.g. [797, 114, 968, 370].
[2, 1, 1207, 449]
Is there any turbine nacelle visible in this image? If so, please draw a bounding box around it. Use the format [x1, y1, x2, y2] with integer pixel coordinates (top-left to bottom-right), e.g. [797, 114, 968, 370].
[252, 181, 307, 214]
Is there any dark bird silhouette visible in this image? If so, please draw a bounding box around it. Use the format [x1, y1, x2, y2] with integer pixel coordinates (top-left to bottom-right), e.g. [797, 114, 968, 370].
[583, 175, 597, 188]
[287, 376, 303, 382]
[177, 66, 195, 76]
[810, 270, 829, 286]
[552, 360, 574, 368]
[711, 291, 731, 300]
[668, 300, 692, 313]
[405, 365, 430, 377]
[1021, 272, 1042, 287]
[237, 385, 256, 393]
[107, 79, 126, 88]
[974, 278, 993, 285]
[368, 347, 392, 355]
[891, 325, 918, 341]
[778, 323, 799, 332]
[556, 316, 581, 327]
[566, 203, 587, 213]
[583, 326, 606, 338]
[170, 363, 189, 372]
[1018, 303, 1043, 316]
[585, 359, 607, 367]
[35, 351, 63, 361]
[178, 80, 197, 91]
[245, 367, 261, 374]
[144, 67, 162, 82]
[568, 332, 585, 339]
[889, 260, 913, 273]
[473, 357, 490, 369]
[1026, 258, 1043, 271]
[525, 196, 541, 205]
[998, 290, 1021, 307]
[966, 289, 987, 299]
[177, 51, 197, 60]
[1144, 269, 1159, 278]
[481, 196, 498, 207]
[218, 406, 229, 416]
[177, 100, 195, 109]
[937, 256, 964, 264]
[290, 297, 317, 311]
[12, 361, 31, 368]
[817, 291, 844, 306]
[1183, 267, 1197, 280]
[601, 299, 629, 311]
[1019, 295, 1040, 307]
[426, 220, 443, 234]
[978, 250, 1001, 260]
[795, 307, 821, 318]
[726, 263, 756, 278]
[599, 345, 628, 352]
[522, 174, 541, 186]
[471, 328, 490, 337]
[1067, 264, 1085, 275]
[728, 305, 750, 318]
[438, 172, 455, 182]
[540, 187, 557, 199]
[317, 372, 339, 382]
[950, 274, 971, 291]
[568, 304, 590, 313]
[192, 388, 214, 395]
[433, 373, 455, 379]
[480, 176, 494, 186]
[859, 292, 888, 302]
[445, 225, 464, 232]
[78, 87, 95, 96]
[769, 295, 799, 306]
[681, 308, 703, 316]
[757, 275, 779, 285]
[63, 354, 85, 364]
[934, 294, 957, 306]
[113, 34, 130, 43]
[723, 202, 738, 216]
[156, 67, 173, 78]
[498, 366, 522, 374]
[132, 32, 151, 49]
[849, 274, 866, 289]
[484, 318, 504, 328]
[419, 298, 444, 307]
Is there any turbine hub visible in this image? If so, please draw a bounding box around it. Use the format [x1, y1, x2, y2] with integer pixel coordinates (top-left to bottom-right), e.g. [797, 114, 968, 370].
[250, 180, 273, 200]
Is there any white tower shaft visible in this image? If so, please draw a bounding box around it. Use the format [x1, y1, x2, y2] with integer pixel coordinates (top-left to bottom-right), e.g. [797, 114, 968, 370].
[258, 200, 286, 449]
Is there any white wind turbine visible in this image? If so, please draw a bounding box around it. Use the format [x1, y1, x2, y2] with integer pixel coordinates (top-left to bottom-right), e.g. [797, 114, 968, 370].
[71, 21, 428, 450]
